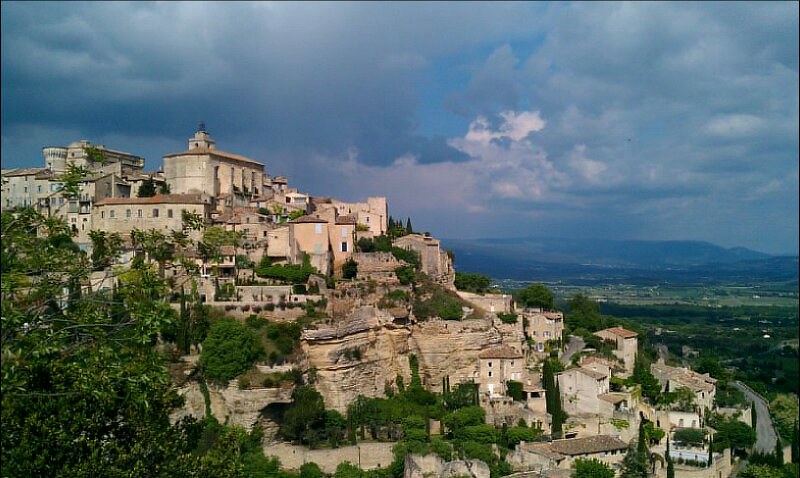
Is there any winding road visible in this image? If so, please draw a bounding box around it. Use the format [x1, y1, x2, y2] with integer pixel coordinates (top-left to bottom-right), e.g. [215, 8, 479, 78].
[561, 335, 585, 366]
[732, 381, 778, 453]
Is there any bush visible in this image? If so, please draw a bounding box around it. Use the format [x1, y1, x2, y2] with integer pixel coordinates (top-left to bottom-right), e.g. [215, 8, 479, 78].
[497, 313, 518, 324]
[395, 265, 416, 285]
[246, 315, 268, 330]
[200, 318, 264, 382]
[454, 272, 492, 294]
[293, 284, 307, 294]
[673, 428, 705, 446]
[342, 259, 358, 280]
[507, 380, 524, 401]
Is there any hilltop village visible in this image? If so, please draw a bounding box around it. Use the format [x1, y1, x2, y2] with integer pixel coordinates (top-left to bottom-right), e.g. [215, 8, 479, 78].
[0, 128, 776, 478]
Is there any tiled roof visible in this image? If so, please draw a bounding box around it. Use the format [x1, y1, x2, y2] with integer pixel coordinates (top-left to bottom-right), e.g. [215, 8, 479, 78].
[163, 146, 264, 166]
[479, 345, 523, 359]
[598, 393, 627, 404]
[335, 215, 357, 225]
[1, 167, 47, 177]
[94, 194, 205, 206]
[521, 442, 565, 461]
[549, 435, 628, 456]
[291, 214, 328, 224]
[575, 367, 608, 380]
[598, 326, 638, 339]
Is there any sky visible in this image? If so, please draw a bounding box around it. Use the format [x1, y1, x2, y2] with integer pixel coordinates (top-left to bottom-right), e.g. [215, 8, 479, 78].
[2, 2, 798, 255]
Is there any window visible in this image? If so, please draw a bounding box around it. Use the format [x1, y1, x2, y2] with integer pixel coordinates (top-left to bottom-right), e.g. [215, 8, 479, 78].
[126, 209, 131, 218]
[137, 209, 143, 218]
[365, 216, 370, 223]
[488, 362, 493, 368]
[37, 185, 42, 193]
[341, 242, 348, 252]
[314, 223, 322, 234]
[341, 227, 348, 237]
[488, 371, 493, 378]
[167, 209, 173, 218]
[511, 361, 514, 366]
[110, 210, 115, 219]
[152, 208, 159, 218]
[101, 211, 105, 219]
[23, 187, 27, 193]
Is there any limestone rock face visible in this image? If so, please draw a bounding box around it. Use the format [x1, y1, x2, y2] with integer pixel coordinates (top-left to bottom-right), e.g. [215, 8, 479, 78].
[170, 381, 293, 430]
[304, 308, 503, 412]
[409, 317, 502, 388]
[303, 306, 412, 412]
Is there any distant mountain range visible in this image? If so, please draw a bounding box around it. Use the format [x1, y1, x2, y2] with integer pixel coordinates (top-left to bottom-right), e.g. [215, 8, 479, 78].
[441, 237, 798, 285]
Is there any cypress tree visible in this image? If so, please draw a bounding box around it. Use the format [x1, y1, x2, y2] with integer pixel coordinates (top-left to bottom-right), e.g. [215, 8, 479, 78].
[405, 217, 413, 235]
[551, 380, 563, 438]
[637, 419, 648, 456]
[751, 401, 757, 429]
[792, 419, 798, 464]
[708, 437, 713, 466]
[775, 436, 784, 466]
[666, 439, 675, 478]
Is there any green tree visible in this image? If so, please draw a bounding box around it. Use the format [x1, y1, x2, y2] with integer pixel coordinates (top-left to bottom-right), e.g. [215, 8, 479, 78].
[771, 394, 800, 443]
[791, 420, 798, 464]
[629, 355, 661, 403]
[666, 439, 675, 478]
[405, 217, 413, 235]
[300, 462, 323, 478]
[88, 229, 123, 270]
[516, 283, 554, 310]
[1, 210, 204, 476]
[738, 464, 784, 478]
[281, 386, 326, 446]
[200, 318, 263, 382]
[572, 458, 614, 478]
[137, 177, 158, 197]
[159, 181, 171, 195]
[342, 258, 358, 279]
[752, 401, 758, 429]
[454, 272, 492, 294]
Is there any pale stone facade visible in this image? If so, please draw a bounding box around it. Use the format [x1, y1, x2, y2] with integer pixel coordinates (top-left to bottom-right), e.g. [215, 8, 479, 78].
[162, 128, 268, 208]
[522, 308, 564, 357]
[557, 367, 610, 416]
[393, 233, 455, 287]
[92, 194, 210, 237]
[508, 435, 628, 473]
[478, 345, 524, 399]
[651, 360, 717, 415]
[594, 326, 638, 373]
[288, 215, 332, 276]
[323, 197, 388, 235]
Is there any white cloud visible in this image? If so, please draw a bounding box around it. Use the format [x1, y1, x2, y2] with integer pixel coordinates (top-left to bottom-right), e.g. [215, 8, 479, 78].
[705, 114, 766, 137]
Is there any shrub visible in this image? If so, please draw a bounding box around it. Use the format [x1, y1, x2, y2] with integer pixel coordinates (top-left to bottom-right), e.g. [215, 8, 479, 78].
[497, 313, 518, 324]
[342, 259, 358, 280]
[200, 318, 264, 382]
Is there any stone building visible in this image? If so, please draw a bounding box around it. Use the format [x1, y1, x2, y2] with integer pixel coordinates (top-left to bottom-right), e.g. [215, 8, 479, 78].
[92, 194, 210, 237]
[522, 308, 564, 356]
[42, 140, 144, 174]
[393, 233, 455, 287]
[594, 326, 638, 373]
[557, 367, 610, 415]
[288, 215, 332, 275]
[162, 126, 269, 209]
[651, 360, 717, 415]
[508, 435, 628, 473]
[478, 345, 524, 399]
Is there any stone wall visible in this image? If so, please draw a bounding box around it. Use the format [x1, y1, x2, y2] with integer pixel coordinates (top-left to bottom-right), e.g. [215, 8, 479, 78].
[404, 454, 491, 478]
[263, 442, 395, 473]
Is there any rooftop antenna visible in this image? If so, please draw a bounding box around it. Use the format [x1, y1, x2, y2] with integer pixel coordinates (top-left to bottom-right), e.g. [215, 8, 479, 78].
[198, 121, 206, 132]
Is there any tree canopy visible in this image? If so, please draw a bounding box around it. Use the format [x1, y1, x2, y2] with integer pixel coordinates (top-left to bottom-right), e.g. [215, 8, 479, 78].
[515, 283, 554, 310]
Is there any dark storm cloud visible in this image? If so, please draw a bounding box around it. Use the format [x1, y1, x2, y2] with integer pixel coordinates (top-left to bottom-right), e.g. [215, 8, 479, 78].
[1, 2, 797, 253]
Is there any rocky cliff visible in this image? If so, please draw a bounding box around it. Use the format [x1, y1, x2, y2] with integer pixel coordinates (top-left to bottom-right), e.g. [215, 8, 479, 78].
[303, 306, 504, 412]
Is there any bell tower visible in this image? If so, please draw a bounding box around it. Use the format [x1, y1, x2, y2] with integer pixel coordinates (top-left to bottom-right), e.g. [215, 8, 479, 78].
[189, 122, 216, 150]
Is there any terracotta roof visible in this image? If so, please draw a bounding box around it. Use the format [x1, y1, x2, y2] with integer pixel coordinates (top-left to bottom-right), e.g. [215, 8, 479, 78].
[163, 146, 264, 166]
[94, 194, 205, 206]
[575, 367, 608, 380]
[479, 345, 523, 359]
[291, 214, 328, 224]
[598, 393, 627, 404]
[335, 215, 357, 225]
[549, 435, 628, 456]
[521, 442, 565, 461]
[220, 245, 236, 256]
[597, 326, 638, 339]
[1, 167, 47, 177]
[580, 356, 616, 368]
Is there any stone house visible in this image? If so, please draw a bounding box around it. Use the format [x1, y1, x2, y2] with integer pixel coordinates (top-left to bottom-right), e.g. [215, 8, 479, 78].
[651, 360, 717, 416]
[92, 194, 210, 238]
[478, 345, 524, 399]
[509, 435, 628, 473]
[393, 233, 455, 287]
[288, 215, 333, 276]
[594, 326, 638, 373]
[557, 367, 610, 415]
[522, 308, 564, 356]
[162, 127, 269, 209]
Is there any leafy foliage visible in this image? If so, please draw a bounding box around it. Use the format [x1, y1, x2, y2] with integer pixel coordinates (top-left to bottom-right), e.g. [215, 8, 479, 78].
[256, 253, 317, 283]
[342, 258, 358, 279]
[454, 272, 492, 294]
[515, 283, 554, 309]
[200, 318, 263, 382]
[137, 177, 158, 197]
[572, 458, 615, 478]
